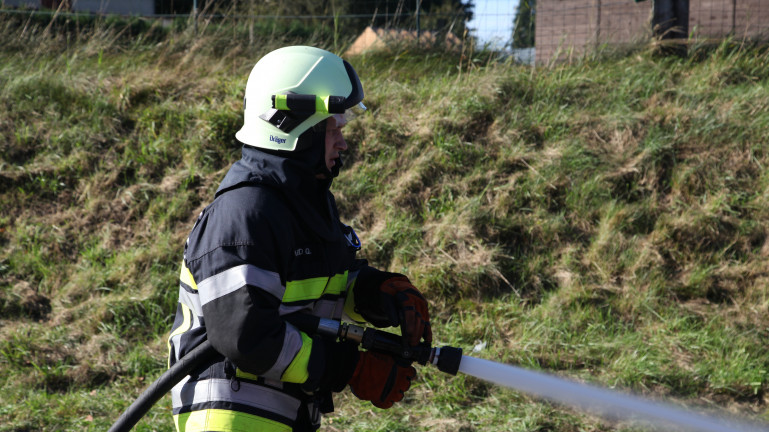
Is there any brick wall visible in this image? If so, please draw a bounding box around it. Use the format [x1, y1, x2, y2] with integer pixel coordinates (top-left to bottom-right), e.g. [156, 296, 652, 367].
[535, 0, 649, 63]
[536, 0, 769, 64]
[691, 0, 769, 38]
[600, 1, 651, 43]
[535, 0, 598, 63]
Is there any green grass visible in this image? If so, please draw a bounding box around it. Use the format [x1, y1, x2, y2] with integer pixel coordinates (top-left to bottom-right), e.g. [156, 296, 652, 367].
[1, 15, 768, 432]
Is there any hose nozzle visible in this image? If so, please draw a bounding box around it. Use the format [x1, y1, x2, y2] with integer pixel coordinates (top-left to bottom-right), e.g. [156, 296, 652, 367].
[285, 315, 463, 375]
[429, 345, 463, 375]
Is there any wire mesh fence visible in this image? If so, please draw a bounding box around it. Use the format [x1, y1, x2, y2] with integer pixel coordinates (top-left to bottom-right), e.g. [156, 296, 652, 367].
[536, 0, 769, 63]
[3, 0, 769, 64]
[470, 0, 518, 49]
[0, 1, 476, 36]
[692, 0, 769, 39]
[0, 0, 485, 55]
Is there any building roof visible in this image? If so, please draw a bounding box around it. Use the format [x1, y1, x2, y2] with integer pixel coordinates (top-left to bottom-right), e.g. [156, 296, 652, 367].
[345, 26, 462, 56]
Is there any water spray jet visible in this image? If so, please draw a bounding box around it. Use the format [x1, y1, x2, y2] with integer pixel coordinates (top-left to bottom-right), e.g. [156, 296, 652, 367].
[110, 316, 769, 432]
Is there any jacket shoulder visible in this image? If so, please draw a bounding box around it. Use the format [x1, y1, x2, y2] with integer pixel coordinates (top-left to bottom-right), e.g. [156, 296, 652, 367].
[185, 185, 292, 263]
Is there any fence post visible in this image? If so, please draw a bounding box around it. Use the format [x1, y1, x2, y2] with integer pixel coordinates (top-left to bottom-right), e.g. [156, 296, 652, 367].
[193, 0, 198, 35]
[416, 0, 421, 47]
[596, 0, 602, 50]
[652, 0, 689, 40]
[652, 0, 689, 55]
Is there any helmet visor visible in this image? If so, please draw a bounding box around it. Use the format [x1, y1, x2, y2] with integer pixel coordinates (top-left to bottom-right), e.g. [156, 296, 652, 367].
[342, 59, 364, 109]
[338, 102, 367, 126]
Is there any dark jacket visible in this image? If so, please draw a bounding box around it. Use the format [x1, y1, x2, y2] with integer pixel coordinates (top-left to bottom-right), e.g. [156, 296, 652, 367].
[168, 143, 379, 432]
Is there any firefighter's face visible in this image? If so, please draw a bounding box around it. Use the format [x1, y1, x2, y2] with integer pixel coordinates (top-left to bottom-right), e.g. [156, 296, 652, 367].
[324, 114, 348, 171]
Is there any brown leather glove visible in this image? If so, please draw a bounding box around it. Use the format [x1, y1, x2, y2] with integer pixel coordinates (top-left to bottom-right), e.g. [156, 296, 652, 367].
[348, 351, 416, 409]
[380, 276, 432, 347]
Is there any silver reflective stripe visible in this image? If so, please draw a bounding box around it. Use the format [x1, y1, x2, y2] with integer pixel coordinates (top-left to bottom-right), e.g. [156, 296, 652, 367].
[178, 286, 203, 318]
[171, 375, 191, 406]
[198, 264, 284, 306]
[263, 377, 283, 389]
[346, 269, 359, 290]
[277, 298, 341, 318]
[332, 297, 345, 320]
[260, 322, 303, 381]
[312, 298, 342, 319]
[169, 313, 204, 363]
[278, 304, 309, 316]
[171, 377, 300, 421]
[170, 334, 182, 363]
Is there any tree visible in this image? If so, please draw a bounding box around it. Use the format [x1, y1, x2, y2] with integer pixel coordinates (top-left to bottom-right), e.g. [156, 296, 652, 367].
[512, 0, 535, 48]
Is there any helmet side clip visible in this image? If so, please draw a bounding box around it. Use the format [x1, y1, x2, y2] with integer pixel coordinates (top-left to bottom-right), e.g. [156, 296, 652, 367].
[259, 108, 311, 133]
[259, 92, 348, 133]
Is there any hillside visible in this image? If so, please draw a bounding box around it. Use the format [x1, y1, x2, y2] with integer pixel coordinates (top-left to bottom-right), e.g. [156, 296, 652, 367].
[1, 17, 768, 431]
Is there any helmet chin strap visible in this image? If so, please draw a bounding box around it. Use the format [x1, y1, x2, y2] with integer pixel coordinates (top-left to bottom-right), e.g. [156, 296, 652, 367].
[315, 155, 342, 180]
[331, 155, 343, 177]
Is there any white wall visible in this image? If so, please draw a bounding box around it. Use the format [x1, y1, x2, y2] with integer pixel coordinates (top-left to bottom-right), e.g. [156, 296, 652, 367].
[71, 0, 155, 15]
[2, 0, 156, 15]
[3, 0, 41, 7]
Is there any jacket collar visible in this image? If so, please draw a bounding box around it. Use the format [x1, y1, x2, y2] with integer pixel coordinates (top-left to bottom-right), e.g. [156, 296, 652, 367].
[215, 144, 341, 241]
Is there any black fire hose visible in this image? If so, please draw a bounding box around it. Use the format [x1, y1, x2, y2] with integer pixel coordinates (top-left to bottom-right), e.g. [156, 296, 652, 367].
[108, 339, 218, 432]
[108, 315, 462, 432]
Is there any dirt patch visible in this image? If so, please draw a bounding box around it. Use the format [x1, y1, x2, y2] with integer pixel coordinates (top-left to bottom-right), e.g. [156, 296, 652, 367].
[0, 281, 52, 321]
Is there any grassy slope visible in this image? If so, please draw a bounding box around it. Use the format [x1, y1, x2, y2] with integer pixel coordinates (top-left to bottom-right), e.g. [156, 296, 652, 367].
[1, 19, 768, 432]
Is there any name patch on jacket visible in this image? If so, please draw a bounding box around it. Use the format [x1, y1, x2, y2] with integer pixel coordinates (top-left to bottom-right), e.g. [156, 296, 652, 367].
[294, 248, 312, 256]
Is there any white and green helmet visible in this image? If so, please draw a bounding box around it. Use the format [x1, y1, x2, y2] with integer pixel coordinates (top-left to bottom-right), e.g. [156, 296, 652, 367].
[236, 46, 365, 151]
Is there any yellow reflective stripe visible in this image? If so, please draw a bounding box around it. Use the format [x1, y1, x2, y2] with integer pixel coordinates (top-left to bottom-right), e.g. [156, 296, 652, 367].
[280, 331, 312, 384]
[274, 94, 330, 114]
[283, 277, 328, 302]
[326, 272, 347, 295]
[318, 95, 330, 113]
[274, 94, 289, 110]
[174, 409, 290, 432]
[343, 273, 366, 323]
[180, 261, 198, 291]
[167, 303, 192, 368]
[283, 272, 347, 303]
[169, 303, 192, 340]
[235, 368, 260, 381]
[344, 289, 366, 323]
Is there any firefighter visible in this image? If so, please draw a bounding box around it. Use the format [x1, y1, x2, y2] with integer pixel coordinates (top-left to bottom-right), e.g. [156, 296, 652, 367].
[167, 46, 432, 432]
